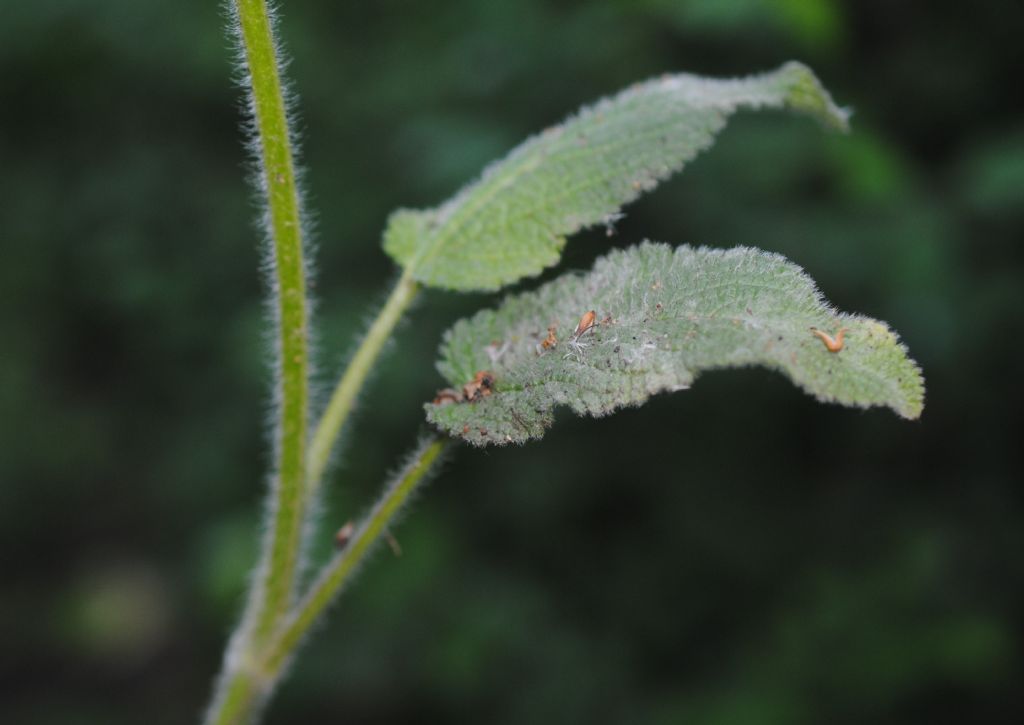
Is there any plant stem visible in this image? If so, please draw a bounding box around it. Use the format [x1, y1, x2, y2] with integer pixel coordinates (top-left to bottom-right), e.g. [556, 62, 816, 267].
[206, 2, 310, 723]
[205, 669, 262, 725]
[264, 436, 449, 675]
[306, 269, 420, 494]
[234, 0, 311, 641]
[234, 0, 309, 638]
[206, 437, 448, 725]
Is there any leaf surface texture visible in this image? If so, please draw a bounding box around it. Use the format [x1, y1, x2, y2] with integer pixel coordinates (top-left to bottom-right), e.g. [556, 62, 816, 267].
[385, 62, 848, 291]
[428, 243, 924, 445]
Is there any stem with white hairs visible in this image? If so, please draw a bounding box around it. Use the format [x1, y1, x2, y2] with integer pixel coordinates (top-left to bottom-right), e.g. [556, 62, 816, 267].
[205, 0, 311, 721]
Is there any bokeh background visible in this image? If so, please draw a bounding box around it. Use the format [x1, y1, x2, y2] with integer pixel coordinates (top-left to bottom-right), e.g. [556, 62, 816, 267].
[2, 1, 1022, 723]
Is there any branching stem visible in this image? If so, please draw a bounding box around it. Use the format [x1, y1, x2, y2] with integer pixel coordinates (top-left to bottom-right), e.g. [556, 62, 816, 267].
[265, 436, 449, 674]
[206, 437, 450, 725]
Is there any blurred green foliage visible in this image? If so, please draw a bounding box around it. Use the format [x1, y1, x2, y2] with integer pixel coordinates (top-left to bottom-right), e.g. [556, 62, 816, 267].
[1, 1, 1022, 723]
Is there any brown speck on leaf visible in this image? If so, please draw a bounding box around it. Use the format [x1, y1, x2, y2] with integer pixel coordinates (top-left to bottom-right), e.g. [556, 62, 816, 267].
[572, 310, 597, 339]
[537, 325, 558, 353]
[463, 370, 496, 401]
[810, 326, 848, 353]
[432, 388, 462, 406]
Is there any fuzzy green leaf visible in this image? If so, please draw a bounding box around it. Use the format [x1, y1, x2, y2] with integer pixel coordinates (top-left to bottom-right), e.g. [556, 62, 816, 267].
[427, 243, 923, 446]
[385, 62, 849, 291]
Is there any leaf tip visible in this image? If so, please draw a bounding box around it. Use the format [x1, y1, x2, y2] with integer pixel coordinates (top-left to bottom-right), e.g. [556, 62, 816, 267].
[776, 61, 851, 133]
[898, 364, 926, 421]
[854, 317, 926, 420]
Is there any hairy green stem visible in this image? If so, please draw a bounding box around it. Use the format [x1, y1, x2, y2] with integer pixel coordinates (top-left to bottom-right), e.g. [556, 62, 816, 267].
[206, 437, 448, 725]
[206, 1, 309, 723]
[307, 269, 420, 494]
[205, 668, 263, 725]
[265, 436, 449, 675]
[235, 0, 311, 641]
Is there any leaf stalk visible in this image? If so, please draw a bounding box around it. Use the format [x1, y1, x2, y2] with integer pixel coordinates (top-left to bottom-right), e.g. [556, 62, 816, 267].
[307, 269, 420, 495]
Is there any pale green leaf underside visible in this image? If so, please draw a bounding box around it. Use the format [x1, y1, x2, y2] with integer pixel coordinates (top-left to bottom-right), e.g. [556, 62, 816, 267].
[385, 62, 849, 291]
[427, 243, 924, 446]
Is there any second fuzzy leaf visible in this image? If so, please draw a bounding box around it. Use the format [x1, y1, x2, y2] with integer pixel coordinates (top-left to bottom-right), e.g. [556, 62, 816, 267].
[427, 243, 924, 445]
[384, 62, 849, 291]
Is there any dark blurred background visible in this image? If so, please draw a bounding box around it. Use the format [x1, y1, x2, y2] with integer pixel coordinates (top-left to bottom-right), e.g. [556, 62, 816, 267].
[2, 1, 1022, 723]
